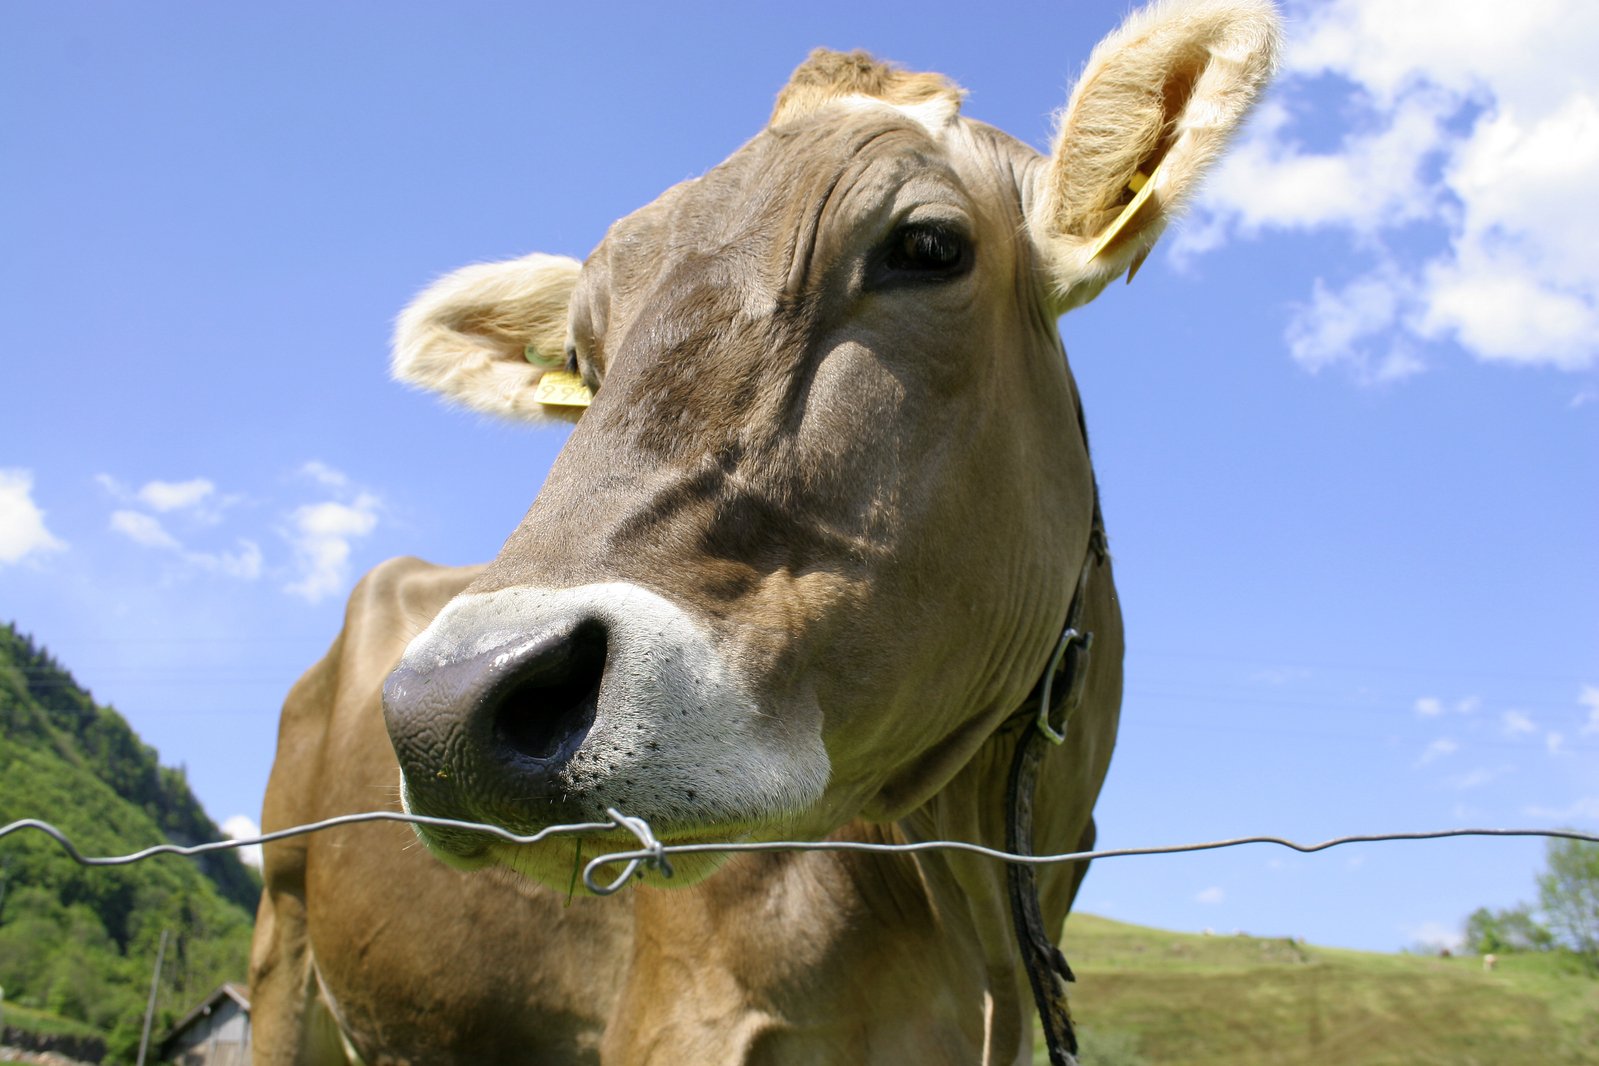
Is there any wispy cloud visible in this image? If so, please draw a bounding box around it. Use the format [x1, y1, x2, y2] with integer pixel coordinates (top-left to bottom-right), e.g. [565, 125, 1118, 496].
[299, 460, 351, 490]
[0, 468, 67, 565]
[1196, 886, 1225, 905]
[1285, 263, 1425, 384]
[1415, 694, 1480, 718]
[1580, 686, 1599, 735]
[1406, 920, 1464, 953]
[109, 508, 261, 579]
[138, 477, 215, 513]
[1448, 766, 1511, 791]
[1178, 0, 1599, 379]
[1417, 738, 1459, 766]
[284, 487, 381, 603]
[100, 462, 383, 598]
[1501, 710, 1537, 737]
[110, 509, 182, 550]
[1523, 797, 1599, 822]
[99, 473, 233, 523]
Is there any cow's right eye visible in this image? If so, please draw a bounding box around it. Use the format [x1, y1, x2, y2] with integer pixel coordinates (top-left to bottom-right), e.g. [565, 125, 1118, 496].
[870, 222, 973, 287]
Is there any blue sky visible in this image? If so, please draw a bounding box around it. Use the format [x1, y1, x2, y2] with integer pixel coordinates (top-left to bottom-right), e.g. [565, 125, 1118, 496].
[2, 0, 1595, 954]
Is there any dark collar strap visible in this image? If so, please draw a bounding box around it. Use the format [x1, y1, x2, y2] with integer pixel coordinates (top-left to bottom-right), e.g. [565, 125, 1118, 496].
[1004, 508, 1106, 1066]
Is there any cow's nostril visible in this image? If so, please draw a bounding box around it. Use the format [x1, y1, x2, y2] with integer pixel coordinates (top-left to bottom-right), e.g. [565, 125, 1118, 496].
[490, 619, 607, 763]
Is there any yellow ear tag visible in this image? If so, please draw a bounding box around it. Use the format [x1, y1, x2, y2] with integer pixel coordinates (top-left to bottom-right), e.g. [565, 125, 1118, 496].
[532, 369, 593, 409]
[1089, 164, 1160, 261]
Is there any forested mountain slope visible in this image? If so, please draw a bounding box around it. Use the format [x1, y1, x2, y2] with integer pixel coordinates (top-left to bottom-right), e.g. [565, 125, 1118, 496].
[0, 622, 256, 1059]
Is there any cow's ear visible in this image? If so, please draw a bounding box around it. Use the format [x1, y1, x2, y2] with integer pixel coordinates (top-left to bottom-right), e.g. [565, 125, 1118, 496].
[392, 253, 587, 423]
[1028, 0, 1280, 312]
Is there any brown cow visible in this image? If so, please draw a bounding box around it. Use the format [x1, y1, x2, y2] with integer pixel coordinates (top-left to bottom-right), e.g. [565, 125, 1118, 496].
[250, 2, 1280, 1062]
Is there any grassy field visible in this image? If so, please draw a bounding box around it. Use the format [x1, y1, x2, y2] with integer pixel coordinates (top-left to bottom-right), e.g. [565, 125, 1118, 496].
[0, 1000, 105, 1041]
[7, 913, 1597, 1064]
[1042, 914, 1599, 1065]
[0, 1000, 107, 1065]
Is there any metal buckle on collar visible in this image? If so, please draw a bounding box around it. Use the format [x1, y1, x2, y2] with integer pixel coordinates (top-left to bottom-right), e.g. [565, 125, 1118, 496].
[1035, 627, 1093, 745]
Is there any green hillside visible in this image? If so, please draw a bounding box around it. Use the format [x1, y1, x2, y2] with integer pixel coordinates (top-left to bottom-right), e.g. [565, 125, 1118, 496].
[1048, 913, 1599, 1065]
[0, 622, 256, 1062]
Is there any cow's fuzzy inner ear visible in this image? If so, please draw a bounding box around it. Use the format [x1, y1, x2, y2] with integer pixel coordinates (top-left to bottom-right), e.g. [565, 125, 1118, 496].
[1029, 0, 1282, 313]
[391, 254, 584, 424]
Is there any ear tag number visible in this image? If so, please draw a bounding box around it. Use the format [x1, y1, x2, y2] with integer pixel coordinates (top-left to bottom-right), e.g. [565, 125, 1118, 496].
[1089, 163, 1160, 262]
[533, 369, 593, 409]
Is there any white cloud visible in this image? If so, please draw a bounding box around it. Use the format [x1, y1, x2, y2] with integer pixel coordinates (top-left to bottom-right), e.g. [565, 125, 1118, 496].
[1184, 0, 1599, 377]
[1580, 686, 1599, 734]
[0, 468, 67, 564]
[206, 541, 264, 580]
[111, 509, 261, 579]
[1547, 731, 1566, 755]
[300, 460, 351, 490]
[1417, 737, 1459, 766]
[1406, 920, 1464, 953]
[1185, 89, 1451, 241]
[99, 473, 236, 526]
[284, 493, 380, 602]
[1448, 766, 1510, 790]
[1196, 886, 1225, 905]
[1524, 797, 1599, 822]
[1501, 710, 1537, 737]
[111, 509, 181, 550]
[1454, 697, 1482, 716]
[102, 463, 375, 596]
[137, 477, 215, 513]
[1414, 696, 1444, 717]
[222, 814, 263, 871]
[1285, 266, 1425, 382]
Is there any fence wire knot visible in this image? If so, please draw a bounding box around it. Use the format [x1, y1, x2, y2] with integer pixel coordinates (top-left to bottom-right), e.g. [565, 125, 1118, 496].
[584, 808, 674, 895]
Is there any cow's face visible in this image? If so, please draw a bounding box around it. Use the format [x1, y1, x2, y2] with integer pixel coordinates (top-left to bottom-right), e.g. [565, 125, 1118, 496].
[382, 3, 1278, 886]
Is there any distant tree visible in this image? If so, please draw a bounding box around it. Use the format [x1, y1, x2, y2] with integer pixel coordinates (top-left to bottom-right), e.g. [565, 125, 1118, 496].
[1538, 837, 1599, 973]
[1463, 904, 1553, 955]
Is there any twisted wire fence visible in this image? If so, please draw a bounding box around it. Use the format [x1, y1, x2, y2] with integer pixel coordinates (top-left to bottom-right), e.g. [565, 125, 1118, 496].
[3, 808, 1596, 896]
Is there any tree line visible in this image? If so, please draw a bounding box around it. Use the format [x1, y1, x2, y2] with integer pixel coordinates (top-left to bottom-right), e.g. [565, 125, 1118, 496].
[1464, 836, 1599, 973]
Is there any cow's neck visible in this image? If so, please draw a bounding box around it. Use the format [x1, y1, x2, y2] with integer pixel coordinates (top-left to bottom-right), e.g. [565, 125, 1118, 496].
[902, 729, 1056, 1064]
[604, 507, 1106, 1065]
[602, 732, 1065, 1065]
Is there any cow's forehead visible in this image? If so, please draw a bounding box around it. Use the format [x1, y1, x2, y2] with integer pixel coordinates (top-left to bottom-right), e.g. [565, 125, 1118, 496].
[589, 105, 1041, 305]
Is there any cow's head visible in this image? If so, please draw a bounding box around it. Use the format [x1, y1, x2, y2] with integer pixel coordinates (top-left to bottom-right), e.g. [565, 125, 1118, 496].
[382, 0, 1279, 886]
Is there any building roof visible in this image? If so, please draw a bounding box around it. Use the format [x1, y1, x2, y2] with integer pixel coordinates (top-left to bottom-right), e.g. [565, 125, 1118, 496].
[159, 982, 251, 1052]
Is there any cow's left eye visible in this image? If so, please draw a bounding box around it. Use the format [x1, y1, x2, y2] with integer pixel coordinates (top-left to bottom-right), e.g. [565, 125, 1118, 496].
[872, 222, 972, 285]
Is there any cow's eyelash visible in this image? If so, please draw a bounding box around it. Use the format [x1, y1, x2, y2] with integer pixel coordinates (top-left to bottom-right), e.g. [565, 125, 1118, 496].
[867, 221, 974, 289]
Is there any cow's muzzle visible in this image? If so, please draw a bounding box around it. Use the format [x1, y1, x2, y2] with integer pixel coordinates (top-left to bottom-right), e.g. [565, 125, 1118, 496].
[380, 582, 832, 877]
